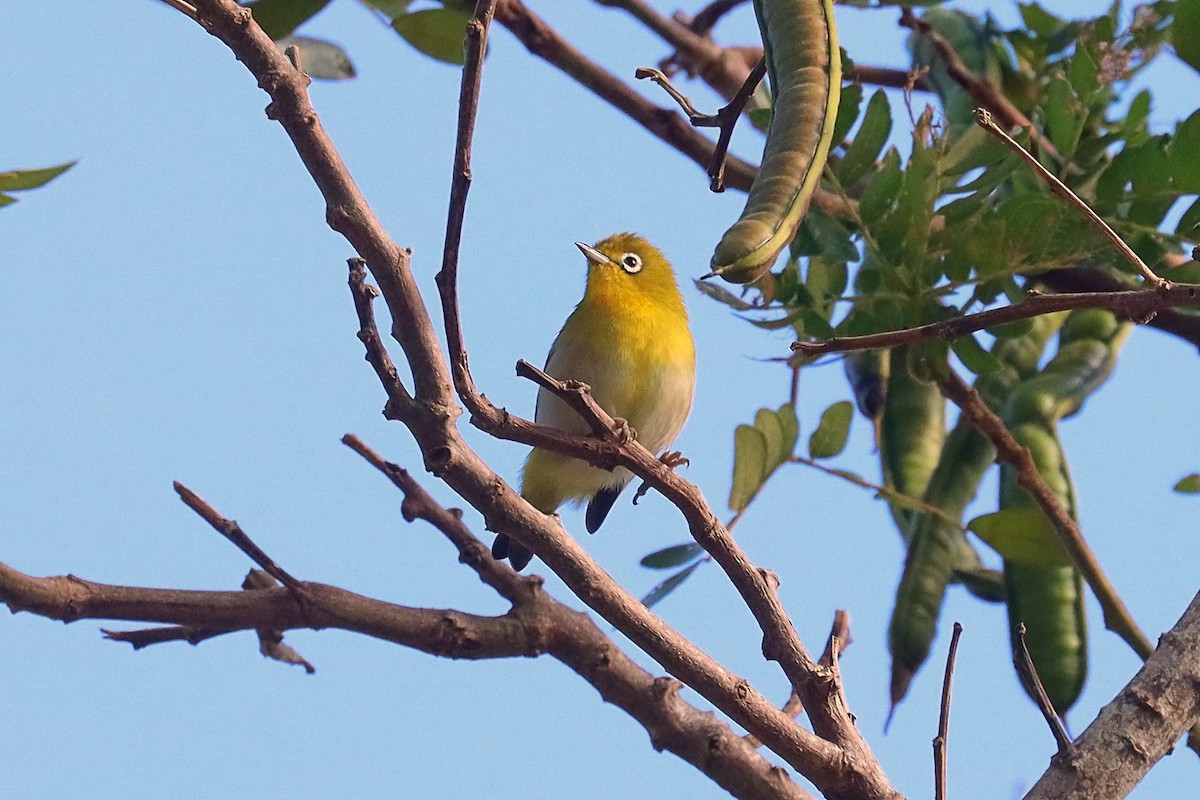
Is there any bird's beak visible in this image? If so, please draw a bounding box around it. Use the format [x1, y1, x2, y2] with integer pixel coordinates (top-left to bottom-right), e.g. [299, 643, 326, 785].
[575, 241, 612, 266]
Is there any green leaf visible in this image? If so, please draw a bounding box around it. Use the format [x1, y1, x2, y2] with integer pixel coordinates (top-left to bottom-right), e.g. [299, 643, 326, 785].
[694, 278, 756, 311]
[729, 425, 768, 511]
[808, 401, 853, 459]
[1172, 110, 1200, 192]
[858, 147, 903, 225]
[245, 0, 332, 40]
[641, 562, 702, 608]
[1043, 77, 1083, 161]
[392, 7, 472, 65]
[0, 194, 15, 208]
[277, 36, 356, 80]
[1174, 474, 1200, 494]
[0, 161, 76, 192]
[1173, 0, 1200, 75]
[776, 403, 800, 460]
[968, 507, 1071, 567]
[830, 82, 864, 147]
[837, 89, 892, 187]
[951, 334, 1002, 374]
[361, 0, 413, 17]
[640, 542, 705, 569]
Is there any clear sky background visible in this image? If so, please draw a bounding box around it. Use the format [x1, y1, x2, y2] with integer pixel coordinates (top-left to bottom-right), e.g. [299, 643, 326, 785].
[3, 1, 1199, 798]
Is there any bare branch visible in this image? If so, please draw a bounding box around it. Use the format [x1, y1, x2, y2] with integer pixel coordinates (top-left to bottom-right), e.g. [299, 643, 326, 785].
[173, 481, 305, 595]
[933, 622, 964, 800]
[976, 109, 1167, 289]
[340, 434, 819, 800]
[937, 370, 1153, 661]
[1014, 623, 1075, 757]
[792, 284, 1200, 357]
[1024, 590, 1200, 799]
[186, 3, 900, 796]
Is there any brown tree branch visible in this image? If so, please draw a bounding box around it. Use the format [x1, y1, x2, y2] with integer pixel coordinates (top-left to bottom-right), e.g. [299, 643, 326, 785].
[0, 559, 531, 659]
[1039, 266, 1200, 351]
[933, 622, 964, 800]
[340, 433, 819, 800]
[937, 369, 1153, 661]
[492, 0, 849, 217]
[1023, 590, 1200, 799]
[899, 7, 1056, 160]
[791, 284, 1200, 357]
[180, 3, 905, 797]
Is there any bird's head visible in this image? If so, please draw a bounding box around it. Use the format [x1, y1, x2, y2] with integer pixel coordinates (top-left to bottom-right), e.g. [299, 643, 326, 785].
[576, 232, 686, 312]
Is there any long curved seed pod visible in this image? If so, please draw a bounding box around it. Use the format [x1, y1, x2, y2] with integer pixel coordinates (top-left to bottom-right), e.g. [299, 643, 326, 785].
[1001, 422, 1086, 715]
[879, 346, 945, 543]
[709, 0, 841, 283]
[887, 313, 1064, 710]
[996, 309, 1131, 715]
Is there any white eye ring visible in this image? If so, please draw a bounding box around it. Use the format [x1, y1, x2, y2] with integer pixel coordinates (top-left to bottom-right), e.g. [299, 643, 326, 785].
[620, 253, 643, 274]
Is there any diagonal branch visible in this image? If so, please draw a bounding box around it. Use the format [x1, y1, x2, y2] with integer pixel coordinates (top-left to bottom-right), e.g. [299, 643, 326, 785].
[184, 3, 900, 797]
[937, 369, 1152, 660]
[792, 283, 1200, 357]
[340, 433, 818, 800]
[1023, 590, 1200, 799]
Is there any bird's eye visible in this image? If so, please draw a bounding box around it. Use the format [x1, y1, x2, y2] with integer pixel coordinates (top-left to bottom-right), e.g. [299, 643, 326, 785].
[620, 253, 643, 274]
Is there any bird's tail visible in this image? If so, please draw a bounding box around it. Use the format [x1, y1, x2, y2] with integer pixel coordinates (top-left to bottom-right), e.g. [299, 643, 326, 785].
[490, 533, 533, 571]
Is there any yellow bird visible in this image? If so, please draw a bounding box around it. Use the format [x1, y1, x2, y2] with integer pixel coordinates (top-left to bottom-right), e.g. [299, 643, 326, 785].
[492, 233, 696, 571]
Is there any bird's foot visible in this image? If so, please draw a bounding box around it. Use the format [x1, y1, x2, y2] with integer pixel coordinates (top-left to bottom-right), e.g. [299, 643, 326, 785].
[632, 450, 690, 505]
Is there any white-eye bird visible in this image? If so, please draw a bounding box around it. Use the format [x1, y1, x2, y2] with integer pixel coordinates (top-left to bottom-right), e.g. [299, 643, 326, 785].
[492, 233, 696, 571]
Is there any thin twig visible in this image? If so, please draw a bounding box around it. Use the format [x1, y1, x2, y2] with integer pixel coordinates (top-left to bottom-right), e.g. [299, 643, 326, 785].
[790, 456, 969, 533]
[172, 481, 306, 595]
[745, 610, 852, 749]
[636, 59, 765, 191]
[680, 0, 750, 37]
[899, 8, 1053, 158]
[933, 622, 964, 800]
[976, 109, 1168, 289]
[436, 0, 498, 410]
[103, 625, 234, 648]
[156, 0, 198, 19]
[791, 283, 1200, 357]
[339, 434, 820, 800]
[1014, 623, 1076, 757]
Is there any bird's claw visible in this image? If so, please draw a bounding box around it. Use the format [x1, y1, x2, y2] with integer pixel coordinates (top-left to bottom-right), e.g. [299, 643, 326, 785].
[632, 451, 690, 505]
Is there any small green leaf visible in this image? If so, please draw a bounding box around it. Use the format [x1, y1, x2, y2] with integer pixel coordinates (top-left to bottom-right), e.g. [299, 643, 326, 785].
[641, 562, 702, 608]
[640, 542, 705, 569]
[245, 0, 332, 39]
[830, 82, 864, 146]
[729, 425, 768, 511]
[694, 278, 756, 311]
[754, 408, 786, 472]
[837, 89, 892, 187]
[776, 403, 800, 461]
[968, 507, 1071, 567]
[0, 161, 76, 192]
[1174, 474, 1200, 494]
[808, 401, 853, 459]
[951, 334, 1002, 374]
[277, 36, 356, 80]
[1173, 0, 1200, 75]
[392, 7, 472, 65]
[748, 107, 773, 130]
[361, 0, 413, 17]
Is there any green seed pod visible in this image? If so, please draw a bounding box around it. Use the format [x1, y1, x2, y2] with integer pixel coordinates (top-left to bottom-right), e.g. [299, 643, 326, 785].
[888, 314, 1062, 709]
[709, 0, 841, 283]
[880, 346, 945, 542]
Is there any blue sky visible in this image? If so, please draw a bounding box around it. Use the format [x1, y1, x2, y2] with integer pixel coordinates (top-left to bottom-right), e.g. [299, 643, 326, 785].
[4, 1, 1199, 798]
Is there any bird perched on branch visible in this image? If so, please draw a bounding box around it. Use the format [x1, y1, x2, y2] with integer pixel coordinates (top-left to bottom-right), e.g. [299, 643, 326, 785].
[491, 233, 696, 571]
